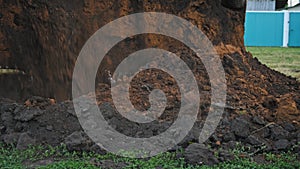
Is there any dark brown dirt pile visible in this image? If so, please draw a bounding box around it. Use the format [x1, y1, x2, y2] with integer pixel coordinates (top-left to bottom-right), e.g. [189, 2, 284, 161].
[0, 0, 244, 100]
[1, 0, 299, 124]
[0, 96, 299, 166]
[0, 0, 299, 166]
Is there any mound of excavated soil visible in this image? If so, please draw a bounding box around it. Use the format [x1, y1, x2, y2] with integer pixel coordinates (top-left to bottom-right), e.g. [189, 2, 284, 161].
[0, 94, 299, 166]
[0, 0, 245, 101]
[0, 0, 299, 166]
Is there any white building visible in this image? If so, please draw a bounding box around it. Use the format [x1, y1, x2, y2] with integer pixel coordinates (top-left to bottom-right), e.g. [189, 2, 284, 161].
[288, 0, 300, 7]
[286, 3, 300, 10]
[247, 0, 276, 11]
[247, 0, 288, 11]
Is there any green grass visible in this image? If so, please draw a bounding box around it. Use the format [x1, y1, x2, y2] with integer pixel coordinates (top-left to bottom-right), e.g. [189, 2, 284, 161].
[38, 161, 98, 169]
[0, 143, 299, 169]
[246, 47, 300, 81]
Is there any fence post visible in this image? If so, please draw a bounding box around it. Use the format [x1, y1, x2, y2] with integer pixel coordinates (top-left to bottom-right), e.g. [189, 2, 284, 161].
[283, 10, 290, 47]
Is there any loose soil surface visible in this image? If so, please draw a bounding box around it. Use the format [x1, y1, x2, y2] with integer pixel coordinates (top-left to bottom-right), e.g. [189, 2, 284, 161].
[0, 73, 299, 166]
[0, 0, 299, 167]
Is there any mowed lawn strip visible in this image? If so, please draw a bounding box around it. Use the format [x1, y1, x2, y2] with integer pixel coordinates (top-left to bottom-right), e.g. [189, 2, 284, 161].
[247, 47, 300, 81]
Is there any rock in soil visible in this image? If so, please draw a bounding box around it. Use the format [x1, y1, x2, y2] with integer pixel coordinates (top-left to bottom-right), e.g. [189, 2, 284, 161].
[273, 139, 290, 150]
[245, 135, 264, 146]
[16, 132, 36, 150]
[2, 132, 21, 145]
[230, 117, 250, 138]
[184, 143, 219, 166]
[270, 126, 289, 140]
[64, 131, 93, 151]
